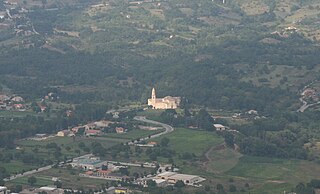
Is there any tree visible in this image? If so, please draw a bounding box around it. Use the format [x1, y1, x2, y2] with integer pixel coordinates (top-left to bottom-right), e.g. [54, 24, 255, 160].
[160, 137, 170, 147]
[147, 180, 156, 188]
[229, 184, 237, 192]
[295, 182, 315, 194]
[174, 180, 185, 188]
[28, 176, 37, 186]
[216, 184, 224, 191]
[54, 180, 62, 188]
[196, 109, 214, 131]
[13, 185, 23, 193]
[224, 133, 235, 148]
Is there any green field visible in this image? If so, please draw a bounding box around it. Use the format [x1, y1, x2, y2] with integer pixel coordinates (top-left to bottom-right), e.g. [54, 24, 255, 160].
[0, 161, 36, 174]
[8, 176, 54, 187]
[227, 156, 320, 186]
[15, 136, 127, 163]
[0, 110, 38, 118]
[206, 147, 243, 174]
[154, 128, 224, 156]
[227, 156, 299, 180]
[7, 168, 108, 189]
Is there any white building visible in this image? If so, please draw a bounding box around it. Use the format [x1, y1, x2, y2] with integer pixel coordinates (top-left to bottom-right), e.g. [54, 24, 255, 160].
[155, 172, 205, 185]
[214, 124, 226, 131]
[147, 88, 181, 109]
[0, 186, 7, 194]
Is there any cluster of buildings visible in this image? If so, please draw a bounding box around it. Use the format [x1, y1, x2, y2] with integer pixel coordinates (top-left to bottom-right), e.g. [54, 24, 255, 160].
[134, 171, 205, 188]
[72, 155, 130, 181]
[56, 120, 116, 137]
[70, 154, 205, 189]
[68, 154, 206, 189]
[301, 88, 319, 102]
[0, 0, 36, 38]
[271, 26, 299, 38]
[0, 94, 27, 111]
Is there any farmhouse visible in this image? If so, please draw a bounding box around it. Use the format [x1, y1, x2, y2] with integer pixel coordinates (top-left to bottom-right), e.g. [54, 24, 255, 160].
[85, 129, 101, 136]
[57, 130, 72, 137]
[11, 96, 24, 102]
[147, 88, 181, 109]
[116, 127, 125, 133]
[214, 124, 226, 131]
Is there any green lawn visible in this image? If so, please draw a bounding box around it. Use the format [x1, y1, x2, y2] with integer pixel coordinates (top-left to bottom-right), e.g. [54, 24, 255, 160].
[207, 147, 243, 173]
[227, 156, 298, 180]
[0, 161, 37, 174]
[8, 176, 54, 187]
[154, 128, 224, 156]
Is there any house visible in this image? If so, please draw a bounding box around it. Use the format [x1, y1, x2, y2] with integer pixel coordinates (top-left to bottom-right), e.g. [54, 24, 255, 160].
[57, 130, 71, 137]
[35, 134, 47, 138]
[13, 103, 24, 110]
[40, 105, 47, 112]
[114, 187, 129, 194]
[214, 124, 226, 131]
[11, 96, 24, 102]
[302, 88, 316, 97]
[94, 120, 113, 128]
[84, 123, 96, 130]
[154, 179, 167, 187]
[247, 110, 258, 115]
[95, 169, 112, 177]
[148, 141, 157, 146]
[147, 88, 181, 109]
[0, 95, 10, 101]
[116, 127, 125, 134]
[85, 129, 101, 136]
[65, 110, 73, 117]
[71, 126, 84, 133]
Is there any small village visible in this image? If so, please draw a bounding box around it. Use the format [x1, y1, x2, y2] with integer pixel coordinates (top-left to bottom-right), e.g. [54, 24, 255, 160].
[0, 94, 27, 111]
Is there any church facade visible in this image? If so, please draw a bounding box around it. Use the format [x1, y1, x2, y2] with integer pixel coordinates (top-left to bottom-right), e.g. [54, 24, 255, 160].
[147, 88, 181, 109]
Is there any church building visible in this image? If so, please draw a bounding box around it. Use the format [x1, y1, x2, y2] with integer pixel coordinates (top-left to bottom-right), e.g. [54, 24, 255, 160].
[147, 88, 181, 109]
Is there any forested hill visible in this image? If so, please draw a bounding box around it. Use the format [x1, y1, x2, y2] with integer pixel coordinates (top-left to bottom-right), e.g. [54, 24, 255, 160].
[1, 0, 320, 113]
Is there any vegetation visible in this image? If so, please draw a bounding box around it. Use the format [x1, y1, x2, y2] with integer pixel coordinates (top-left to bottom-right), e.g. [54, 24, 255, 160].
[0, 0, 320, 193]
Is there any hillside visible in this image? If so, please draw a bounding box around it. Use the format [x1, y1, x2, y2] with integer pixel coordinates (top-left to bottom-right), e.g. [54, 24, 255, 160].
[0, 0, 320, 112]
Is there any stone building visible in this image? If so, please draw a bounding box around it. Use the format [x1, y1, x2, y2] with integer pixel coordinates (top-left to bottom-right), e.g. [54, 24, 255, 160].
[147, 88, 181, 109]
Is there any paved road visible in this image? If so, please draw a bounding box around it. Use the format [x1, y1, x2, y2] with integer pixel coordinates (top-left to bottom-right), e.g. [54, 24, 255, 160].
[297, 97, 320, 112]
[134, 116, 174, 141]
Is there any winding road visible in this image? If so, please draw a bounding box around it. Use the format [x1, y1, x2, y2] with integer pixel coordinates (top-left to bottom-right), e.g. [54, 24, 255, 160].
[297, 97, 320, 113]
[133, 116, 174, 140]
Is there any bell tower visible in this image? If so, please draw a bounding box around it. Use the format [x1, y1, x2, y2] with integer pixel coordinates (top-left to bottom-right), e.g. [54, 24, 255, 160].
[152, 88, 156, 100]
